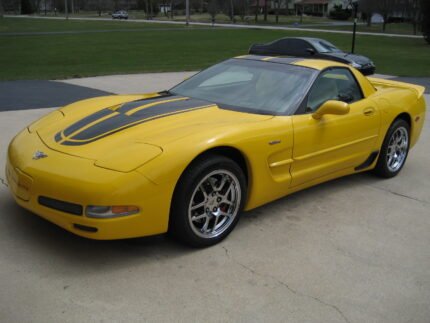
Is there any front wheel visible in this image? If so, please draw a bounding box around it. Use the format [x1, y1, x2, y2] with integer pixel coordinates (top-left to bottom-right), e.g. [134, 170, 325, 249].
[169, 155, 247, 247]
[373, 119, 410, 178]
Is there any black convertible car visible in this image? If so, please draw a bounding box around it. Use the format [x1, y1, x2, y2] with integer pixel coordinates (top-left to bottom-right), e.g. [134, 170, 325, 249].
[249, 37, 375, 75]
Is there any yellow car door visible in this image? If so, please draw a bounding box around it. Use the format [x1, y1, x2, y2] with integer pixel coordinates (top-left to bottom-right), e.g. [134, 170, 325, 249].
[290, 67, 380, 187]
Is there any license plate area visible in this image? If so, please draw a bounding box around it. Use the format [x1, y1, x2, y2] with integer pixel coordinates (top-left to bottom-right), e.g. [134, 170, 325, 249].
[6, 165, 33, 201]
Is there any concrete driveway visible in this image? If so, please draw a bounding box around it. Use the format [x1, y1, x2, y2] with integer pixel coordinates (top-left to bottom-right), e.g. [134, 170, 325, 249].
[0, 73, 429, 323]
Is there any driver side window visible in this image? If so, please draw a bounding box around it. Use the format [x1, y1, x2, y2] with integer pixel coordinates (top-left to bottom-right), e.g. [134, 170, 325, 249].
[306, 68, 363, 112]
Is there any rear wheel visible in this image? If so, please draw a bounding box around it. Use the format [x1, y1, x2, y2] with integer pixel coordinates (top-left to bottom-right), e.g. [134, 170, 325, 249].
[169, 155, 246, 247]
[373, 119, 410, 178]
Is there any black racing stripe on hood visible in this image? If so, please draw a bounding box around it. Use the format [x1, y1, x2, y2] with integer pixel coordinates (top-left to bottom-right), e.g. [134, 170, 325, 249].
[116, 94, 174, 114]
[61, 94, 173, 138]
[63, 109, 114, 137]
[56, 96, 214, 146]
[54, 132, 63, 142]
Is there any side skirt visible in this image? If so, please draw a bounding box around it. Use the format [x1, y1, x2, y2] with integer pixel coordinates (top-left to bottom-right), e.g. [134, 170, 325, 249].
[354, 151, 379, 171]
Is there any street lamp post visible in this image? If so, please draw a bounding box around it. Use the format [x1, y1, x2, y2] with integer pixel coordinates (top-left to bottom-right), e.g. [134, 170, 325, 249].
[351, 0, 358, 53]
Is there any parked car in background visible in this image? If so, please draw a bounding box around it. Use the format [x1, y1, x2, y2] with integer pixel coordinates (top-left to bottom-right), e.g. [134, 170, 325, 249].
[249, 37, 376, 75]
[112, 10, 128, 19]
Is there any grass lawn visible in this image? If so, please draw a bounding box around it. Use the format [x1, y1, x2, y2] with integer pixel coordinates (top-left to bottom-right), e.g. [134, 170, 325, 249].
[1, 17, 429, 80]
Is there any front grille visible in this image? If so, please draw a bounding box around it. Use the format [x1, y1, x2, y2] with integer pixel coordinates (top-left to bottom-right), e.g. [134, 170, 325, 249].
[38, 196, 83, 216]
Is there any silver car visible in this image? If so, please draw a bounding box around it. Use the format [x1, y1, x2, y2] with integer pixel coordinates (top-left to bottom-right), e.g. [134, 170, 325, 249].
[112, 10, 128, 19]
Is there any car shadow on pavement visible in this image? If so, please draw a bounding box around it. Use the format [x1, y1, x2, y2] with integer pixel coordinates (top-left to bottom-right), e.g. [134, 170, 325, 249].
[2, 196, 194, 272]
[236, 172, 383, 231]
[1, 171, 383, 272]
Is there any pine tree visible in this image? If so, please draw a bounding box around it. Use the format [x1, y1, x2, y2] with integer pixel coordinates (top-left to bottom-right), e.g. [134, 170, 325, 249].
[422, 0, 430, 44]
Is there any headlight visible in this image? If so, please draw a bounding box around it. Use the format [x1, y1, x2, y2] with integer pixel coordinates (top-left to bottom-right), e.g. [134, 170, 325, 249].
[86, 205, 139, 218]
[350, 62, 362, 69]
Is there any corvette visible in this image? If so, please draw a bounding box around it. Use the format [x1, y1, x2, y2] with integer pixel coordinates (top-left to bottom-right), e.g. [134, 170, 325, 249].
[6, 55, 426, 247]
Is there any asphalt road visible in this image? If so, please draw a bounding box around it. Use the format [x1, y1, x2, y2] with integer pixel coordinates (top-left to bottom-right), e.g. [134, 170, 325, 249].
[0, 73, 429, 323]
[0, 80, 111, 111]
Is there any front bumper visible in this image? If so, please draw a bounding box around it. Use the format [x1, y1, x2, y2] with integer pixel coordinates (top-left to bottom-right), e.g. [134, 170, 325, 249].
[6, 129, 174, 240]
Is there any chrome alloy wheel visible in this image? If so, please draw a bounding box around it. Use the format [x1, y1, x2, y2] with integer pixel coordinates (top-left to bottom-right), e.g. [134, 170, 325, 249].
[386, 126, 409, 172]
[188, 170, 241, 239]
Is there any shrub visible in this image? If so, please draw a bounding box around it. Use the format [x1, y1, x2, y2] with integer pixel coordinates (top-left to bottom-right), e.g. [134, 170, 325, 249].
[329, 9, 351, 20]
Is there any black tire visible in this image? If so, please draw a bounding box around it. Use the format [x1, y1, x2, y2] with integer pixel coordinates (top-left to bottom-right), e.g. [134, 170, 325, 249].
[169, 154, 247, 248]
[373, 118, 410, 178]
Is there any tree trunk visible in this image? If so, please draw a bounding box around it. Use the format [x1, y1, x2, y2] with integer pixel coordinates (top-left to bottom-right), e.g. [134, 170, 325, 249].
[263, 0, 267, 21]
[163, 0, 167, 17]
[382, 14, 387, 32]
[300, 5, 303, 23]
[255, 1, 259, 22]
[145, 0, 149, 19]
[149, 0, 153, 19]
[170, 0, 173, 19]
[275, 0, 279, 23]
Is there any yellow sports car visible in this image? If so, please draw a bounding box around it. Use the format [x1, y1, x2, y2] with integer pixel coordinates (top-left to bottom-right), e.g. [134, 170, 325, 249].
[6, 56, 426, 247]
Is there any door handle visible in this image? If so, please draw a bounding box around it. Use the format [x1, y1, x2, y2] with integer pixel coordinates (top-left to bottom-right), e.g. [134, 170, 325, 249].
[363, 107, 375, 116]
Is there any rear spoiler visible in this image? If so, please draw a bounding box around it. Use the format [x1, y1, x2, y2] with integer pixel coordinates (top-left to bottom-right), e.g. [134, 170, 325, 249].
[368, 77, 426, 98]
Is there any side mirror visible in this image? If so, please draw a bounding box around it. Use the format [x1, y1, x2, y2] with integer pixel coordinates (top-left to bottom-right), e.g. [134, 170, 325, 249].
[312, 100, 350, 120]
[306, 48, 316, 55]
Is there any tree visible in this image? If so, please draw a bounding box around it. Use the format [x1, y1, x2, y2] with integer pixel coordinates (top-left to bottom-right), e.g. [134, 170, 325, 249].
[0, 0, 4, 17]
[374, 0, 395, 31]
[263, 0, 267, 21]
[208, 0, 217, 22]
[422, 0, 430, 43]
[21, 0, 35, 13]
[404, 0, 421, 35]
[234, 0, 248, 21]
[359, 0, 375, 27]
[254, 0, 259, 22]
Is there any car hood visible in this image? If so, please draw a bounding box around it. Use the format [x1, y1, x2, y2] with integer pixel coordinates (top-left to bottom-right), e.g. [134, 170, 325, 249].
[34, 94, 272, 162]
[324, 52, 372, 65]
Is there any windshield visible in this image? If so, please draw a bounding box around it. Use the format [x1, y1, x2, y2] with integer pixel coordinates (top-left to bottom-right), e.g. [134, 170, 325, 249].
[311, 40, 342, 53]
[170, 59, 316, 115]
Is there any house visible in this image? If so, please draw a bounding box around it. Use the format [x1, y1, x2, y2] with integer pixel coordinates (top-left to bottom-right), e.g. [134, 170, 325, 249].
[293, 0, 349, 16]
[249, 0, 348, 16]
